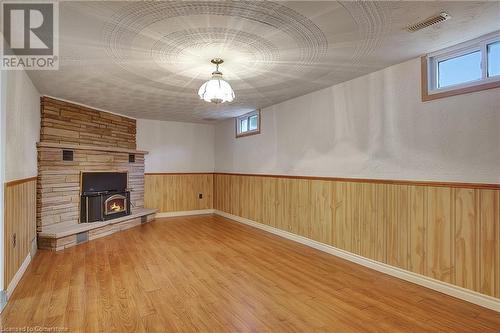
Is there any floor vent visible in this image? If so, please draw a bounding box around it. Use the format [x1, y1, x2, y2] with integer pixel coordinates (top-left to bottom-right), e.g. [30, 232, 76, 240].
[407, 12, 451, 32]
[76, 231, 89, 244]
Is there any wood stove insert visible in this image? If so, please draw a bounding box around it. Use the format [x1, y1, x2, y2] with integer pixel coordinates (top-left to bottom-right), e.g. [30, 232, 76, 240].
[80, 172, 131, 223]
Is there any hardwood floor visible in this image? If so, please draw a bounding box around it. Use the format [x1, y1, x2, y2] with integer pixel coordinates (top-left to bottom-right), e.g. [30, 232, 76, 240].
[1, 215, 499, 332]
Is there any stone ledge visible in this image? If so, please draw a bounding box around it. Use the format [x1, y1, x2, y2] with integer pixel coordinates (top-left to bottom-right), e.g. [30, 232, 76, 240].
[38, 208, 157, 251]
[39, 208, 157, 239]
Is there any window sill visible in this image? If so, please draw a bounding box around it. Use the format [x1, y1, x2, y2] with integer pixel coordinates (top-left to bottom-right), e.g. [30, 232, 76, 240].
[236, 130, 260, 138]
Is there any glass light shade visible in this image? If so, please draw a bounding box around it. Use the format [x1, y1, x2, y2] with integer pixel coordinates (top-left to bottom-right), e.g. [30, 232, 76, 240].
[198, 73, 235, 104]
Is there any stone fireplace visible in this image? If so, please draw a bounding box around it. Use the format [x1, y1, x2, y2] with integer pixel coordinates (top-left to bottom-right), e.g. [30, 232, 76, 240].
[37, 97, 157, 251]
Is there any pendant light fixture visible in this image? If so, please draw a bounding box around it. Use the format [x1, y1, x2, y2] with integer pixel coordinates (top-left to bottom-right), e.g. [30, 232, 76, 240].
[198, 58, 235, 104]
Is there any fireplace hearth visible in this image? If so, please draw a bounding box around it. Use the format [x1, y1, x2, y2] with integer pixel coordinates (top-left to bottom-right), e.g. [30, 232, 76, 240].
[80, 172, 131, 223]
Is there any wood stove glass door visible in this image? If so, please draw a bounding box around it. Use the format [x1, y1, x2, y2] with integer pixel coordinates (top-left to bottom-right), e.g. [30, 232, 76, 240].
[104, 194, 127, 216]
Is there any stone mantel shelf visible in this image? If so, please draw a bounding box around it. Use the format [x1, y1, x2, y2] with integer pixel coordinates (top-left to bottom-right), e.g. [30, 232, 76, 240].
[39, 208, 158, 239]
[37, 142, 149, 155]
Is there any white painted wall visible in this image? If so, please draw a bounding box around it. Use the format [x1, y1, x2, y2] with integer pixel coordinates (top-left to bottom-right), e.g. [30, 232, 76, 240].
[4, 70, 40, 182]
[0, 60, 6, 295]
[215, 58, 500, 183]
[137, 119, 215, 173]
[0, 65, 40, 296]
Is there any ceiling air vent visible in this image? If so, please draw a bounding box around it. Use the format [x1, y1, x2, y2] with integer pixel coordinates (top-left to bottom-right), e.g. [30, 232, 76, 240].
[407, 12, 451, 32]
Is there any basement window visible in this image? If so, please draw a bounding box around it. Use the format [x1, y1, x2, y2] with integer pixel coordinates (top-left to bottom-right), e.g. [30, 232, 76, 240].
[422, 30, 500, 101]
[236, 110, 260, 138]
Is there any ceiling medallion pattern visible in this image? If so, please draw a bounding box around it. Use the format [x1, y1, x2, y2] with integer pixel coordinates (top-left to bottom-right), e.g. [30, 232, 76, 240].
[340, 1, 391, 63]
[95, 0, 331, 120]
[151, 28, 280, 81]
[103, 1, 327, 64]
[27, 1, 496, 122]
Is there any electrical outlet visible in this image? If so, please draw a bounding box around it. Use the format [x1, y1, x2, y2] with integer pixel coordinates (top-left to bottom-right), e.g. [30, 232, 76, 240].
[12, 233, 16, 248]
[198, 193, 203, 199]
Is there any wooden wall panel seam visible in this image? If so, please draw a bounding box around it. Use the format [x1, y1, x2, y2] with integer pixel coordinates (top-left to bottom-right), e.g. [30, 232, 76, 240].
[144, 174, 214, 213]
[497, 192, 500, 298]
[4, 178, 37, 288]
[451, 188, 456, 285]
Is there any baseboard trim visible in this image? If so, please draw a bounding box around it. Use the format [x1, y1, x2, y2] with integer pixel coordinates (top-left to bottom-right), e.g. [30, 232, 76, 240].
[156, 209, 215, 218]
[0, 290, 7, 313]
[6, 253, 32, 299]
[214, 210, 500, 313]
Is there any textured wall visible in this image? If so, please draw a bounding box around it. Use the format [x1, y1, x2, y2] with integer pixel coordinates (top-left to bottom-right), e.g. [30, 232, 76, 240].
[137, 119, 215, 173]
[2, 68, 39, 292]
[4, 70, 40, 182]
[215, 58, 500, 184]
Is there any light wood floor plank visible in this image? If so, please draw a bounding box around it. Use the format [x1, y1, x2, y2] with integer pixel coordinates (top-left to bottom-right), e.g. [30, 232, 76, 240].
[1, 215, 499, 332]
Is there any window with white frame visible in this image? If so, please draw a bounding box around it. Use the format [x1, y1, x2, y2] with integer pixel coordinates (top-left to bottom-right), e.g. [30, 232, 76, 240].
[426, 30, 500, 95]
[236, 110, 260, 137]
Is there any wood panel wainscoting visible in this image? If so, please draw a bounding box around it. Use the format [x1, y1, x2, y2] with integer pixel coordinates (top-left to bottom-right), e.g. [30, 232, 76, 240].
[4, 177, 37, 293]
[144, 173, 213, 214]
[214, 173, 500, 301]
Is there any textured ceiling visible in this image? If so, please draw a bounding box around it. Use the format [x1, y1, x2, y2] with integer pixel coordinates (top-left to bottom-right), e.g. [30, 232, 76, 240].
[26, 1, 500, 123]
